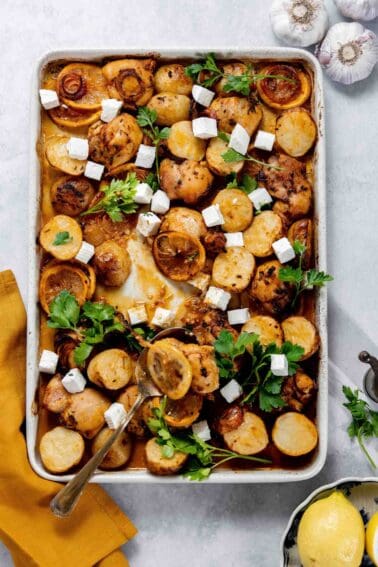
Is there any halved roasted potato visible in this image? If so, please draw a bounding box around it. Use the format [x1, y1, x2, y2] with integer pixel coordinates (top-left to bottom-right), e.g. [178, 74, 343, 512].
[281, 316, 320, 360]
[164, 392, 203, 428]
[215, 62, 248, 96]
[39, 262, 91, 313]
[276, 108, 317, 157]
[212, 188, 253, 232]
[181, 344, 220, 394]
[272, 412, 318, 456]
[250, 260, 293, 314]
[167, 121, 206, 161]
[48, 105, 101, 129]
[45, 135, 86, 176]
[57, 63, 108, 110]
[256, 65, 311, 110]
[152, 231, 206, 281]
[147, 93, 191, 126]
[160, 159, 213, 204]
[43, 375, 70, 413]
[154, 64, 193, 95]
[209, 96, 262, 135]
[87, 349, 133, 390]
[260, 104, 278, 134]
[145, 437, 188, 475]
[223, 411, 269, 455]
[117, 385, 148, 438]
[282, 370, 316, 412]
[102, 58, 156, 109]
[92, 428, 132, 470]
[288, 218, 313, 270]
[39, 215, 82, 260]
[243, 211, 283, 257]
[160, 207, 207, 240]
[147, 339, 192, 399]
[92, 240, 131, 287]
[206, 137, 244, 176]
[212, 247, 255, 292]
[241, 315, 283, 349]
[60, 388, 110, 439]
[51, 176, 96, 217]
[40, 426, 85, 473]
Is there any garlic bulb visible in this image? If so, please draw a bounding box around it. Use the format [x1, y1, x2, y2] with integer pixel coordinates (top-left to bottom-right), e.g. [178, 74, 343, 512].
[270, 0, 329, 47]
[333, 0, 378, 22]
[316, 22, 378, 84]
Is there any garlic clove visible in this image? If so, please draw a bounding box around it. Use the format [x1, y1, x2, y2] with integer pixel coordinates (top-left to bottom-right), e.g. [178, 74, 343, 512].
[316, 22, 378, 84]
[333, 0, 378, 22]
[270, 0, 329, 47]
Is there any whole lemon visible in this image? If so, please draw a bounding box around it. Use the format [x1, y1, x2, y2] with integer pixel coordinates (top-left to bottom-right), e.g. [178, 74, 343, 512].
[366, 511, 378, 566]
[297, 491, 365, 567]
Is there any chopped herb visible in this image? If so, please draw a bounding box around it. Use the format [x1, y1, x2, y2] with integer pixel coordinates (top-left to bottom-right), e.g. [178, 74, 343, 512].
[226, 171, 258, 194]
[221, 148, 281, 170]
[136, 107, 170, 182]
[218, 131, 230, 143]
[214, 330, 257, 380]
[53, 231, 73, 246]
[145, 172, 160, 193]
[185, 53, 223, 88]
[81, 174, 138, 222]
[124, 325, 157, 353]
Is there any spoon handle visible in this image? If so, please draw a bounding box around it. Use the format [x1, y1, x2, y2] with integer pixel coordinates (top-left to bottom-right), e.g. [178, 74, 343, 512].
[50, 392, 145, 518]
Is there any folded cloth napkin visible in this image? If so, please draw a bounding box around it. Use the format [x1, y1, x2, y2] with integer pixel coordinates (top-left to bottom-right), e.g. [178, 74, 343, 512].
[0, 270, 137, 567]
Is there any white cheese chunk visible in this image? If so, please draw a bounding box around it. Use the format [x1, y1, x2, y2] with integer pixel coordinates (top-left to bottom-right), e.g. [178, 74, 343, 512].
[192, 420, 212, 442]
[192, 85, 215, 107]
[66, 137, 89, 161]
[39, 349, 59, 374]
[201, 204, 224, 228]
[135, 144, 156, 168]
[151, 190, 170, 214]
[128, 305, 148, 325]
[227, 307, 250, 325]
[104, 402, 127, 430]
[254, 130, 275, 152]
[204, 286, 231, 311]
[192, 117, 218, 139]
[272, 237, 295, 264]
[188, 272, 211, 293]
[39, 89, 60, 110]
[62, 368, 86, 394]
[75, 241, 95, 264]
[225, 232, 244, 248]
[84, 161, 105, 181]
[151, 307, 174, 328]
[134, 183, 153, 204]
[101, 98, 123, 123]
[270, 354, 288, 376]
[248, 187, 273, 210]
[136, 212, 161, 237]
[220, 379, 243, 403]
[229, 123, 250, 155]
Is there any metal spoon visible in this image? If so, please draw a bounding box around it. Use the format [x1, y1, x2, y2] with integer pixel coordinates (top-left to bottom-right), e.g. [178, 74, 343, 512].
[50, 327, 195, 518]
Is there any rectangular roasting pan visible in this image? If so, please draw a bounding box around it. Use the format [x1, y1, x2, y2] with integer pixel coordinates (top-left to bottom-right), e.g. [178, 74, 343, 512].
[26, 48, 327, 483]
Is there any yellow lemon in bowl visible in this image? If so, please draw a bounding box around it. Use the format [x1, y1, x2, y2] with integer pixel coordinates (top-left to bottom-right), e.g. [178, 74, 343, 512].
[366, 512, 378, 566]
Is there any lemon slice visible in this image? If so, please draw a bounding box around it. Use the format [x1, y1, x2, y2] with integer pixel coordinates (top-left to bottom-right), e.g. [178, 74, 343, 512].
[366, 512, 378, 566]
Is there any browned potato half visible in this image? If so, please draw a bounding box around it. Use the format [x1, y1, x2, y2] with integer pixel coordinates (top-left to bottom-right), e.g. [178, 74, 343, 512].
[215, 405, 244, 436]
[241, 315, 283, 349]
[282, 370, 316, 412]
[43, 375, 70, 413]
[153, 231, 206, 281]
[164, 392, 203, 428]
[272, 412, 318, 456]
[243, 211, 283, 257]
[147, 93, 191, 126]
[60, 388, 110, 439]
[145, 438, 188, 475]
[250, 260, 293, 314]
[45, 136, 86, 176]
[160, 207, 207, 239]
[215, 62, 248, 95]
[117, 385, 148, 438]
[167, 121, 206, 161]
[288, 219, 313, 270]
[206, 137, 244, 176]
[160, 159, 213, 204]
[92, 240, 131, 287]
[209, 96, 262, 135]
[147, 339, 192, 399]
[212, 247, 255, 293]
[51, 176, 96, 217]
[87, 348, 133, 390]
[92, 428, 132, 470]
[212, 188, 253, 232]
[281, 316, 320, 360]
[39, 215, 82, 261]
[276, 108, 317, 157]
[260, 104, 277, 134]
[40, 426, 85, 473]
[223, 411, 269, 455]
[181, 344, 220, 394]
[102, 58, 155, 109]
[154, 64, 193, 95]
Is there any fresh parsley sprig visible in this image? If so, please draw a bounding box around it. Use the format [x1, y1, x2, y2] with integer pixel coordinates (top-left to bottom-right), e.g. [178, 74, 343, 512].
[82, 173, 138, 222]
[221, 147, 281, 171]
[136, 107, 170, 182]
[226, 172, 258, 195]
[213, 330, 256, 380]
[53, 231, 73, 246]
[185, 53, 224, 88]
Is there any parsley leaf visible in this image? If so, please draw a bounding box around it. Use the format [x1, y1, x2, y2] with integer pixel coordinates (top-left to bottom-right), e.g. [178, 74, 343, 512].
[214, 330, 258, 380]
[82, 174, 138, 222]
[48, 290, 81, 329]
[218, 131, 230, 143]
[136, 107, 170, 181]
[185, 53, 223, 88]
[222, 148, 281, 170]
[225, 173, 258, 195]
[53, 231, 73, 246]
[145, 172, 160, 193]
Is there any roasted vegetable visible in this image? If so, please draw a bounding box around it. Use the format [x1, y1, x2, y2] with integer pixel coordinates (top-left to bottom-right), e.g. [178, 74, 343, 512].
[92, 428, 132, 470]
[243, 211, 283, 257]
[250, 260, 294, 314]
[281, 316, 320, 360]
[212, 247, 255, 292]
[40, 426, 84, 473]
[287, 218, 313, 270]
[241, 315, 283, 348]
[87, 348, 133, 390]
[272, 412, 318, 456]
[92, 240, 131, 287]
[206, 137, 244, 176]
[117, 385, 148, 438]
[43, 375, 70, 413]
[181, 344, 220, 394]
[39, 215, 82, 261]
[48, 105, 101, 129]
[223, 411, 269, 455]
[209, 96, 262, 135]
[51, 176, 96, 217]
[160, 207, 207, 240]
[147, 93, 191, 126]
[167, 120, 206, 161]
[60, 388, 110, 439]
[145, 437, 188, 475]
[45, 135, 86, 176]
[160, 159, 213, 204]
[154, 63, 193, 95]
[276, 108, 317, 157]
[282, 370, 316, 412]
[212, 188, 253, 232]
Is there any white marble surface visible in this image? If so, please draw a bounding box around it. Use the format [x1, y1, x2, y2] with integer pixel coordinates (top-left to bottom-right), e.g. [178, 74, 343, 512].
[0, 0, 377, 565]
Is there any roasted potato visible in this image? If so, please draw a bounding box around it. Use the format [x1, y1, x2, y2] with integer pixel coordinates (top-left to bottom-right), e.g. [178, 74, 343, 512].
[243, 211, 283, 257]
[117, 385, 148, 438]
[60, 388, 111, 439]
[260, 104, 278, 134]
[39, 215, 83, 261]
[164, 392, 203, 428]
[215, 62, 248, 95]
[272, 412, 318, 456]
[92, 240, 131, 287]
[160, 207, 207, 239]
[167, 121, 206, 161]
[206, 137, 244, 176]
[282, 370, 316, 412]
[160, 159, 213, 204]
[57, 63, 108, 110]
[288, 219, 313, 270]
[102, 58, 156, 109]
[209, 96, 262, 135]
[154, 64, 193, 95]
[223, 411, 269, 455]
[250, 260, 294, 314]
[215, 405, 244, 436]
[147, 93, 191, 126]
[81, 211, 136, 247]
[51, 176, 96, 217]
[43, 375, 70, 413]
[241, 315, 283, 348]
[276, 108, 317, 157]
[153, 231, 206, 281]
[147, 339, 192, 399]
[87, 349, 133, 390]
[202, 230, 226, 258]
[45, 136, 86, 176]
[92, 428, 132, 470]
[145, 437, 188, 475]
[181, 344, 220, 394]
[281, 316, 320, 360]
[212, 188, 253, 232]
[40, 426, 85, 473]
[256, 65, 311, 110]
[212, 247, 255, 292]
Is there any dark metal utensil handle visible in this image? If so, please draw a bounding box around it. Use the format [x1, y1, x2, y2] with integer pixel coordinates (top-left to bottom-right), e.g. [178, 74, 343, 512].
[359, 351, 378, 403]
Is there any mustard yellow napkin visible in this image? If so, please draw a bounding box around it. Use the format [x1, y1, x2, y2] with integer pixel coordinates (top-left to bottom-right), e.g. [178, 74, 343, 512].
[0, 270, 137, 567]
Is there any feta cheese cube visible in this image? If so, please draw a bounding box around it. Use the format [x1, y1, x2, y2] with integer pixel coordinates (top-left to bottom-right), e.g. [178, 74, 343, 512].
[39, 89, 60, 110]
[192, 117, 217, 139]
[39, 349, 59, 374]
[272, 237, 295, 264]
[248, 187, 273, 211]
[66, 137, 89, 161]
[201, 204, 224, 228]
[220, 379, 243, 403]
[128, 305, 148, 325]
[101, 98, 123, 123]
[151, 190, 170, 214]
[192, 420, 212, 442]
[188, 272, 211, 293]
[270, 354, 288, 376]
[227, 308, 250, 325]
[135, 144, 156, 168]
[192, 85, 215, 107]
[229, 123, 250, 155]
[136, 212, 161, 237]
[204, 286, 231, 311]
[84, 161, 105, 181]
[62, 368, 86, 394]
[254, 130, 275, 152]
[134, 183, 153, 204]
[225, 232, 244, 248]
[104, 402, 127, 430]
[75, 241, 95, 264]
[151, 307, 174, 328]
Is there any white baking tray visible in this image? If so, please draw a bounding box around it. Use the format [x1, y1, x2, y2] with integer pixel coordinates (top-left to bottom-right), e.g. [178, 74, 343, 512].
[26, 48, 327, 483]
